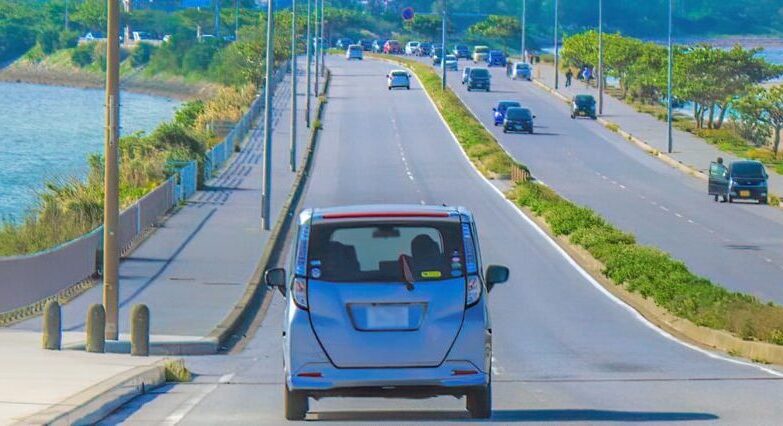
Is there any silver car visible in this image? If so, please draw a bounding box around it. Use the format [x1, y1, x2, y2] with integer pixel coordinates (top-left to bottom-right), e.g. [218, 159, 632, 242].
[346, 44, 363, 60]
[265, 205, 509, 420]
[387, 69, 411, 90]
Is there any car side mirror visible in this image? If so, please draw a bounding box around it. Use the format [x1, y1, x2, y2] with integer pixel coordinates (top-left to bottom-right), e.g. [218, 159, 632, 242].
[265, 268, 286, 288]
[492, 108, 497, 112]
[407, 73, 412, 77]
[533, 115, 537, 118]
[385, 74, 389, 78]
[485, 265, 509, 293]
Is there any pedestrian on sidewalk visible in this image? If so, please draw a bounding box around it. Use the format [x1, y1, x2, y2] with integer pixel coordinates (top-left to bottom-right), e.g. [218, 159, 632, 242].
[714, 157, 728, 202]
[583, 66, 593, 86]
[565, 68, 573, 87]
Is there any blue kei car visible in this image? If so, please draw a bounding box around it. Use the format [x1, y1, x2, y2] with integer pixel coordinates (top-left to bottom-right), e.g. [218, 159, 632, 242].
[265, 205, 510, 420]
[486, 50, 507, 67]
[493, 100, 522, 125]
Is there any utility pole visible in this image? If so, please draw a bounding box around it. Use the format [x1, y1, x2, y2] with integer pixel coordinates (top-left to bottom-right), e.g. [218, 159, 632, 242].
[261, 0, 275, 230]
[314, 0, 320, 97]
[305, 0, 312, 127]
[553, 0, 559, 90]
[319, 0, 325, 78]
[64, 0, 69, 32]
[235, 0, 239, 41]
[667, 0, 674, 153]
[441, 7, 446, 90]
[521, 0, 526, 62]
[215, 0, 221, 38]
[598, 0, 604, 115]
[290, 0, 297, 172]
[103, 0, 121, 341]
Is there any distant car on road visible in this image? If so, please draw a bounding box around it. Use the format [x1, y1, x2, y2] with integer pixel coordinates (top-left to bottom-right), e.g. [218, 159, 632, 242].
[346, 44, 363, 60]
[453, 43, 470, 59]
[467, 67, 491, 91]
[431, 43, 442, 56]
[432, 47, 444, 65]
[472, 45, 489, 63]
[503, 107, 535, 134]
[462, 67, 472, 84]
[358, 39, 373, 51]
[405, 41, 421, 55]
[336, 38, 353, 49]
[571, 95, 597, 119]
[493, 101, 522, 126]
[372, 39, 387, 53]
[508, 62, 532, 80]
[265, 205, 509, 420]
[84, 31, 105, 40]
[387, 69, 411, 90]
[383, 40, 402, 54]
[418, 42, 433, 56]
[444, 54, 458, 71]
[486, 50, 506, 67]
[709, 160, 768, 204]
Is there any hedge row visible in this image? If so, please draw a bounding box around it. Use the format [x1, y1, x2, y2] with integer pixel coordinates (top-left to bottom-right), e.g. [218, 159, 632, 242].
[386, 54, 783, 347]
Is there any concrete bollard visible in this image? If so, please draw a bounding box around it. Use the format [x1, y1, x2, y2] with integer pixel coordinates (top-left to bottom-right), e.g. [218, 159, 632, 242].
[130, 304, 150, 356]
[86, 304, 106, 353]
[42, 300, 61, 350]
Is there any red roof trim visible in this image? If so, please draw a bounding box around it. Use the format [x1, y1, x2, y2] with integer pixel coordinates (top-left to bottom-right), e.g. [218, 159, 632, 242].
[321, 212, 450, 219]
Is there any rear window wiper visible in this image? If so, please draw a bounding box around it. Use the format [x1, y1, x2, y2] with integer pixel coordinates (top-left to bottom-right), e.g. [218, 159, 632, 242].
[399, 255, 415, 291]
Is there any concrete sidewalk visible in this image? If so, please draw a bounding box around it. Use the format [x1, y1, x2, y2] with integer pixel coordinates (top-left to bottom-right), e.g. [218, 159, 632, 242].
[0, 330, 162, 425]
[10, 60, 317, 350]
[534, 62, 783, 196]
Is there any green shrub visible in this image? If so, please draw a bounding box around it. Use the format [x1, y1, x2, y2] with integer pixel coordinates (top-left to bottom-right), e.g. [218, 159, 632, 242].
[58, 30, 79, 49]
[36, 28, 59, 54]
[70, 43, 94, 67]
[131, 42, 156, 67]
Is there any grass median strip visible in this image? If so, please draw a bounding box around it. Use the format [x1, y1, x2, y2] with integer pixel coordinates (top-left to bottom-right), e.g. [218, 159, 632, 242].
[381, 54, 783, 349]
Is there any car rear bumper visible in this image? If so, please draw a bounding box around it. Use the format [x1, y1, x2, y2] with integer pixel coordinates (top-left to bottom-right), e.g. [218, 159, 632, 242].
[289, 360, 488, 393]
[730, 186, 767, 199]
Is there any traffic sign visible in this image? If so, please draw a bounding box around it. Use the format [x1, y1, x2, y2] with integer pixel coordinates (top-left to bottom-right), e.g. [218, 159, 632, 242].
[402, 7, 415, 21]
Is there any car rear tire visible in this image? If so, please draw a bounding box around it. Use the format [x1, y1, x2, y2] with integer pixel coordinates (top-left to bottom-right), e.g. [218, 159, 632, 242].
[760, 197, 768, 204]
[728, 196, 734, 203]
[284, 385, 308, 420]
[466, 384, 492, 419]
[503, 128, 508, 133]
[406, 85, 410, 90]
[571, 114, 575, 119]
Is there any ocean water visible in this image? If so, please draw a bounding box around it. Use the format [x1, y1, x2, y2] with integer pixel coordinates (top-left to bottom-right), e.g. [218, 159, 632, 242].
[0, 82, 180, 221]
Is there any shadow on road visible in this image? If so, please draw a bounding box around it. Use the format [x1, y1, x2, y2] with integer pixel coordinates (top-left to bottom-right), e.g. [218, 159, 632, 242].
[312, 408, 718, 422]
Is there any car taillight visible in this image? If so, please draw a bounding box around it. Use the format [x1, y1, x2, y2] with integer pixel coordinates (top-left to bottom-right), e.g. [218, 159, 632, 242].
[293, 277, 308, 310]
[466, 275, 481, 307]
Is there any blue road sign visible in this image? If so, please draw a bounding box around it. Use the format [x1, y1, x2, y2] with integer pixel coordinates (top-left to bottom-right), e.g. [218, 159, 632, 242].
[402, 7, 415, 21]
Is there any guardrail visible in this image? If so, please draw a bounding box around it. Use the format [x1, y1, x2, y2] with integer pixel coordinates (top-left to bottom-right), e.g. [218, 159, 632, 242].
[203, 63, 288, 182]
[0, 62, 288, 320]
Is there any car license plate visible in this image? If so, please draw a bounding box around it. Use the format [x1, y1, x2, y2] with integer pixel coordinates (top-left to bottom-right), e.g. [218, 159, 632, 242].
[740, 190, 750, 197]
[367, 305, 410, 329]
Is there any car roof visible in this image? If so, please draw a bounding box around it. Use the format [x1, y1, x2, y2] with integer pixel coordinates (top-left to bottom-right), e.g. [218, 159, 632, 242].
[498, 100, 521, 105]
[302, 204, 473, 224]
[730, 160, 763, 166]
[390, 69, 408, 75]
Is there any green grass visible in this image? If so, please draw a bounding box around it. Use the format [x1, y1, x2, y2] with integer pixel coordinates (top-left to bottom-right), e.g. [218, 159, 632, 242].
[391, 53, 783, 347]
[164, 359, 192, 382]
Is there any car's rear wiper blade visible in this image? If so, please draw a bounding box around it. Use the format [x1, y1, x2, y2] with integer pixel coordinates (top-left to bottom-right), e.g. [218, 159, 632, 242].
[398, 255, 415, 291]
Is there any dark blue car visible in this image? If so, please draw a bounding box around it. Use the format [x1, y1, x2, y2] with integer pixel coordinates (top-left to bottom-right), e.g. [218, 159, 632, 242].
[493, 100, 522, 126]
[709, 160, 768, 204]
[486, 50, 507, 67]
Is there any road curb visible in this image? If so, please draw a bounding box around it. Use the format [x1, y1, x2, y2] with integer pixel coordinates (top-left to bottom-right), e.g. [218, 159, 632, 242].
[15, 359, 170, 426]
[400, 57, 783, 368]
[207, 68, 332, 353]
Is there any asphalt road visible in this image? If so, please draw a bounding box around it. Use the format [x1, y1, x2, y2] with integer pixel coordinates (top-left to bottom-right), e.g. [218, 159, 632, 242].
[101, 58, 783, 425]
[416, 56, 783, 305]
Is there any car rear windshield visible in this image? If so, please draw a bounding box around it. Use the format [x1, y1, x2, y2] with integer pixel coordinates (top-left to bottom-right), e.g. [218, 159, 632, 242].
[506, 108, 531, 120]
[516, 63, 530, 70]
[471, 68, 489, 78]
[390, 71, 407, 77]
[731, 162, 766, 178]
[474, 47, 489, 53]
[575, 95, 595, 105]
[348, 46, 361, 51]
[307, 221, 465, 282]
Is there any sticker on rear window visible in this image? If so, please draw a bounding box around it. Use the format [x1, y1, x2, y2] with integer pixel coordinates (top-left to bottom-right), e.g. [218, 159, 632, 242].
[421, 270, 442, 278]
[310, 268, 322, 279]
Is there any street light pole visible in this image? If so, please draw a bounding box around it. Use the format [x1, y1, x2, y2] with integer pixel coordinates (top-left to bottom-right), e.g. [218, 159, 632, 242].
[305, 0, 312, 127]
[313, 0, 320, 97]
[215, 0, 220, 39]
[521, 0, 526, 62]
[598, 0, 604, 115]
[554, 0, 559, 90]
[290, 0, 297, 172]
[667, 0, 673, 153]
[261, 0, 275, 230]
[235, 0, 239, 41]
[65, 0, 69, 32]
[103, 0, 121, 341]
[441, 7, 446, 90]
[319, 0, 325, 78]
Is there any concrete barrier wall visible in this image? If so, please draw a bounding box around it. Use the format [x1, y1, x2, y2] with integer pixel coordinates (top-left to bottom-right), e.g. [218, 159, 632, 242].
[0, 179, 174, 313]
